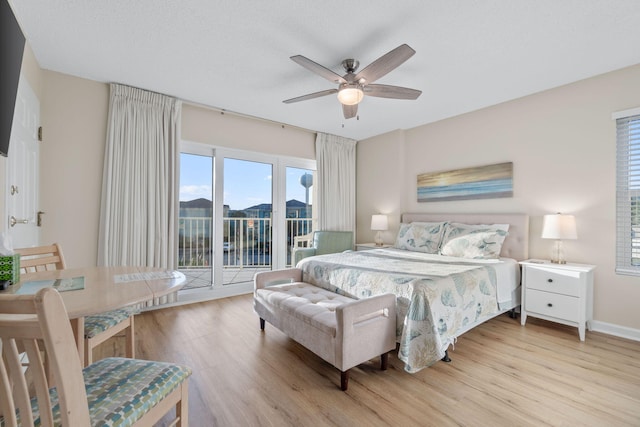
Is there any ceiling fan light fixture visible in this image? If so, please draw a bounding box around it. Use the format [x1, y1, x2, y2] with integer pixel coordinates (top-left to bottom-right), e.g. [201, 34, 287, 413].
[286, 44, 419, 119]
[337, 84, 364, 105]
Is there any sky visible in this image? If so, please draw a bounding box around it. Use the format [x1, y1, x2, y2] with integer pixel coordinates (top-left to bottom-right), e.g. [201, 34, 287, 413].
[179, 153, 313, 210]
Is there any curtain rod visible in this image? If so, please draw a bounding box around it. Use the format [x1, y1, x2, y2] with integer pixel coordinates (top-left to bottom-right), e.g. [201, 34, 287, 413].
[181, 98, 318, 136]
[110, 82, 317, 136]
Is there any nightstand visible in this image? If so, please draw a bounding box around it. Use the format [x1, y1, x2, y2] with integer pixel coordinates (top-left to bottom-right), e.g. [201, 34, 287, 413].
[355, 243, 392, 251]
[520, 260, 595, 341]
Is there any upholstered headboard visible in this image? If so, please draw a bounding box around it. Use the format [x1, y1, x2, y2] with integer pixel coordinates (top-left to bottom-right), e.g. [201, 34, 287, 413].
[400, 213, 530, 261]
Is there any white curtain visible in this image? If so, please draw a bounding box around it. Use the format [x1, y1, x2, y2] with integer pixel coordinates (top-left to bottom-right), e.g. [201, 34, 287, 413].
[97, 84, 181, 269]
[316, 133, 357, 232]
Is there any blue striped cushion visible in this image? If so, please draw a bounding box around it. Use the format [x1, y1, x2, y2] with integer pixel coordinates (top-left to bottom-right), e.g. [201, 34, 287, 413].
[84, 307, 140, 338]
[28, 357, 191, 426]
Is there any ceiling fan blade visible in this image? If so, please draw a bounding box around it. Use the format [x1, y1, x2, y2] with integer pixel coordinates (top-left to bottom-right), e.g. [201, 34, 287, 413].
[343, 103, 358, 119]
[355, 44, 416, 84]
[364, 84, 422, 100]
[283, 89, 338, 104]
[290, 55, 347, 84]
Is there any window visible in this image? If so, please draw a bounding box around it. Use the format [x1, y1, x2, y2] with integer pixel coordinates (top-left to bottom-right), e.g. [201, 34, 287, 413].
[615, 108, 640, 275]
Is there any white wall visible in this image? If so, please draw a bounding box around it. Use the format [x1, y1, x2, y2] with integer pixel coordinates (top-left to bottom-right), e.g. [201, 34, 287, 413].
[182, 104, 315, 159]
[356, 130, 405, 240]
[39, 71, 109, 267]
[357, 62, 640, 331]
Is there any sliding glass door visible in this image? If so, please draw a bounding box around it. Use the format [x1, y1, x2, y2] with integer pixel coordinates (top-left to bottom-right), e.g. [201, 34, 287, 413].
[221, 157, 273, 286]
[178, 152, 213, 289]
[179, 142, 315, 291]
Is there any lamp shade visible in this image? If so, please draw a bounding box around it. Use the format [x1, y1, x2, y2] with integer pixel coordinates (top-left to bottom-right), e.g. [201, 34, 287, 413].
[371, 214, 388, 231]
[541, 213, 577, 240]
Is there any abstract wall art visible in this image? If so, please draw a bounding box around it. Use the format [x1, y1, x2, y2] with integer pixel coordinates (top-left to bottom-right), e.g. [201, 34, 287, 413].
[417, 162, 513, 202]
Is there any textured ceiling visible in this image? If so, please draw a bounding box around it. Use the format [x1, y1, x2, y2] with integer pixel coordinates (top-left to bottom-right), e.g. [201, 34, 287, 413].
[8, 0, 640, 141]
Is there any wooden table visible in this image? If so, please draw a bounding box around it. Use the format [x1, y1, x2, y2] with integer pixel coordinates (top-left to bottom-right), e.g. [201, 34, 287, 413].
[1, 266, 185, 365]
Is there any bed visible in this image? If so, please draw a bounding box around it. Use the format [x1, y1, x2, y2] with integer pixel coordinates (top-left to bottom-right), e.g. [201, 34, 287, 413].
[296, 213, 529, 373]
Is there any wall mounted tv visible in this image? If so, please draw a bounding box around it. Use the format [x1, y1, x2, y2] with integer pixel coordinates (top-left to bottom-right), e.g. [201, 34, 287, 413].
[1, 0, 26, 157]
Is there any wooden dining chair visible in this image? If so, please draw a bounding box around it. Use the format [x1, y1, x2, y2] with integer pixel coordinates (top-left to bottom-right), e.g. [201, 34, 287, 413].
[14, 243, 138, 366]
[0, 287, 191, 426]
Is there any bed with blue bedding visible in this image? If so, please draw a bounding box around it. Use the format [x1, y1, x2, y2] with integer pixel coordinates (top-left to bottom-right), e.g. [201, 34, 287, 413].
[297, 213, 529, 373]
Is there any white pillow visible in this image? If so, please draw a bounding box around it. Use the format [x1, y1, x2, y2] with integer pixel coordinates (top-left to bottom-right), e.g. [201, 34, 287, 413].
[439, 222, 509, 259]
[394, 222, 447, 254]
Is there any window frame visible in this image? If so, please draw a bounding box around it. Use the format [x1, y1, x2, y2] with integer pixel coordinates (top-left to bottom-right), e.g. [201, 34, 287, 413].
[614, 107, 640, 276]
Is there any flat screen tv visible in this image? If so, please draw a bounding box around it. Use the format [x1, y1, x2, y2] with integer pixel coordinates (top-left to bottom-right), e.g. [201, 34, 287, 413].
[1, 0, 25, 157]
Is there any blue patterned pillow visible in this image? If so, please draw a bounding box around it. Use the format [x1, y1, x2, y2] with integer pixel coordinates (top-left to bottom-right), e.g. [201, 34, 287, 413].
[439, 222, 509, 259]
[394, 222, 447, 253]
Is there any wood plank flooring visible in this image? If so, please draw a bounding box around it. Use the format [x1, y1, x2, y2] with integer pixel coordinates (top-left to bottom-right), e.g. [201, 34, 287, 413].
[95, 294, 640, 426]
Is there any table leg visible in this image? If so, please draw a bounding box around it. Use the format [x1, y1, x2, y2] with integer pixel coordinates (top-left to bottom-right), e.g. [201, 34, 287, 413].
[70, 317, 85, 366]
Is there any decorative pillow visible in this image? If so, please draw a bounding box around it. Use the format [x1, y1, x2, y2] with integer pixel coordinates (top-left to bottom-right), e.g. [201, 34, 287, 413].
[394, 222, 447, 254]
[439, 223, 509, 259]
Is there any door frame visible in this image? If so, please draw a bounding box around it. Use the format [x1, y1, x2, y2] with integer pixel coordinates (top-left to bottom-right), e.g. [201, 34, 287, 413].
[5, 74, 40, 248]
[179, 140, 316, 299]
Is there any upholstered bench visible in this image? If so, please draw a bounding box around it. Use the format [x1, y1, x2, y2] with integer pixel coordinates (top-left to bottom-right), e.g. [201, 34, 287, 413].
[254, 268, 396, 391]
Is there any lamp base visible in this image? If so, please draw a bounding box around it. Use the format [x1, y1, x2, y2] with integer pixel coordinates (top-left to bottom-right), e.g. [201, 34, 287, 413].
[550, 240, 567, 264]
[374, 231, 384, 246]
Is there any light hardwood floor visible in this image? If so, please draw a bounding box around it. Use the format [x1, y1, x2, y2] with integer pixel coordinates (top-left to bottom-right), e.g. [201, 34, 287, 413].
[96, 294, 640, 426]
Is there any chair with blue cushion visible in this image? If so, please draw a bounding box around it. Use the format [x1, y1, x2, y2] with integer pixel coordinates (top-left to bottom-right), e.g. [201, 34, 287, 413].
[15, 243, 138, 366]
[0, 287, 191, 426]
[292, 230, 354, 265]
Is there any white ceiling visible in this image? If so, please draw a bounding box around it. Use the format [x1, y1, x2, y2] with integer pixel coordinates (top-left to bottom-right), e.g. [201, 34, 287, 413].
[9, 0, 640, 141]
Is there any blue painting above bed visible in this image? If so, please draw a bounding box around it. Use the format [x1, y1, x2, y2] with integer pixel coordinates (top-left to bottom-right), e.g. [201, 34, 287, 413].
[417, 162, 513, 202]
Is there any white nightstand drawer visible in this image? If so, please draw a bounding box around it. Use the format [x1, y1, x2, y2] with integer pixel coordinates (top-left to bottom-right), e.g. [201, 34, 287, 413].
[525, 289, 580, 322]
[525, 266, 581, 297]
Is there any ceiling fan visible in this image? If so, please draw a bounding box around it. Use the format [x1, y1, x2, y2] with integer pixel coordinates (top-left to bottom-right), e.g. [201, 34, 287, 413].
[283, 44, 422, 119]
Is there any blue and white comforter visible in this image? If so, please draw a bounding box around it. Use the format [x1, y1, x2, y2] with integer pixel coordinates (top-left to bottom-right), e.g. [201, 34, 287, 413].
[297, 248, 500, 373]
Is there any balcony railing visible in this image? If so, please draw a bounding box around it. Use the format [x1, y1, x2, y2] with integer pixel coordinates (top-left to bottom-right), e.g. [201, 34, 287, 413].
[178, 217, 312, 269]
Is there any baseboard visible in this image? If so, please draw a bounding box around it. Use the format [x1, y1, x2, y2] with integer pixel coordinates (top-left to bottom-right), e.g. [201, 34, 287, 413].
[590, 320, 640, 342]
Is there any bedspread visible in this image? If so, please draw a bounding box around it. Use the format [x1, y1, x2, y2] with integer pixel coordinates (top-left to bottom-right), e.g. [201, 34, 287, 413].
[297, 249, 499, 373]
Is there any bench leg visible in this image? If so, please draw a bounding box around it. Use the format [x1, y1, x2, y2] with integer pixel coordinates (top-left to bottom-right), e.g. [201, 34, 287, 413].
[381, 352, 389, 371]
[341, 370, 350, 391]
[259, 318, 265, 330]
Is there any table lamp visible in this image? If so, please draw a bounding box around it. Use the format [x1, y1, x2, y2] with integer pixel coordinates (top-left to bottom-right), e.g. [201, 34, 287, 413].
[541, 213, 577, 264]
[371, 214, 388, 246]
